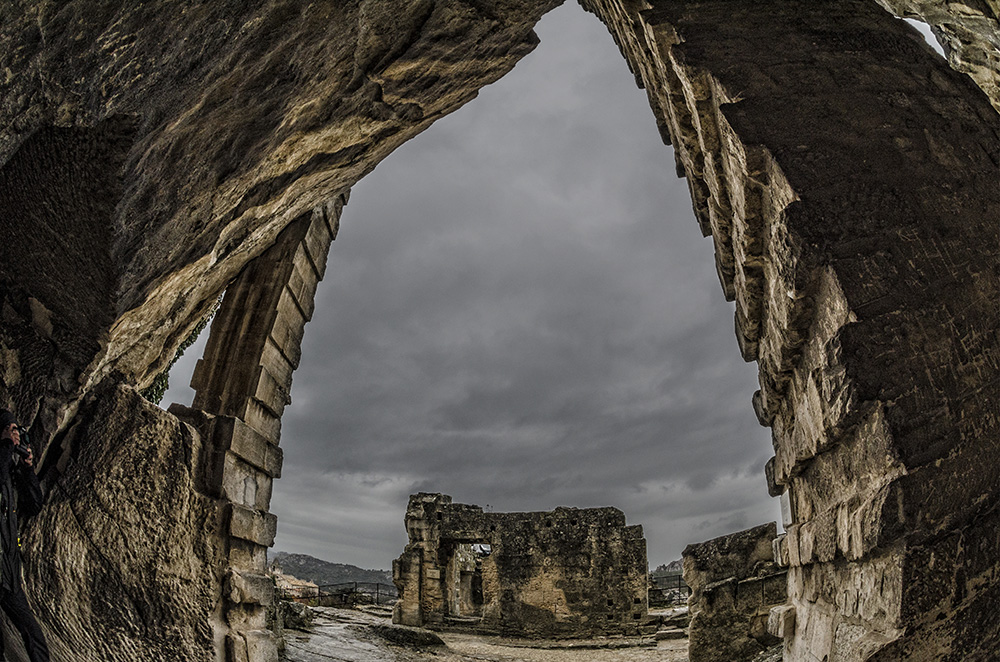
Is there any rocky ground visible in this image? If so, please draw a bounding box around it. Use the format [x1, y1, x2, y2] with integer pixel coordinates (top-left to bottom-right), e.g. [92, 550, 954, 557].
[281, 606, 689, 662]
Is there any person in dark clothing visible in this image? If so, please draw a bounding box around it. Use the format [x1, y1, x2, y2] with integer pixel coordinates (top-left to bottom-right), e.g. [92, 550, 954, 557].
[0, 410, 48, 662]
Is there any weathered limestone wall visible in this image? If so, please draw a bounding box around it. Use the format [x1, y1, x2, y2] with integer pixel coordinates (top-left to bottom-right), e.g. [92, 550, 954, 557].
[393, 493, 649, 638]
[682, 523, 787, 662]
[20, 384, 225, 661]
[582, 1, 1000, 660]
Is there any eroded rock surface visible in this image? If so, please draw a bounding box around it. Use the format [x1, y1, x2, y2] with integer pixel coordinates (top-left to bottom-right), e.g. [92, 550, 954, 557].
[19, 384, 224, 661]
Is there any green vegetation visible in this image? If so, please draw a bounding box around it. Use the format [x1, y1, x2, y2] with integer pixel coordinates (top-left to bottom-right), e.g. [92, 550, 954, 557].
[141, 299, 221, 405]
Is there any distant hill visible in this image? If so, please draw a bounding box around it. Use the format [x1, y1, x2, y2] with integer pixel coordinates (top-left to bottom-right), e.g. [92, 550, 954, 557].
[651, 559, 684, 577]
[269, 551, 392, 587]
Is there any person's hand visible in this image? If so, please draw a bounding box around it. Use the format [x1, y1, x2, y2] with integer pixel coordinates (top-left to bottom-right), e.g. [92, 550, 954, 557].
[22, 445, 33, 467]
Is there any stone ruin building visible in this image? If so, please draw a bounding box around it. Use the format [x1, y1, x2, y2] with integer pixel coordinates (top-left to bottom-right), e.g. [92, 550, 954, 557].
[0, 0, 997, 660]
[392, 493, 649, 637]
[683, 522, 788, 662]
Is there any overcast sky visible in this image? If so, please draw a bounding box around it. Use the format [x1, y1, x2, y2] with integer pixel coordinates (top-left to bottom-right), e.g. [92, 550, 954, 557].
[166, 2, 784, 570]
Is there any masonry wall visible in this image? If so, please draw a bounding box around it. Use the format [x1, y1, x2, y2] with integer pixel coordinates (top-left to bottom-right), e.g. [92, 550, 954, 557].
[393, 493, 650, 638]
[683, 523, 787, 662]
[582, 1, 1000, 660]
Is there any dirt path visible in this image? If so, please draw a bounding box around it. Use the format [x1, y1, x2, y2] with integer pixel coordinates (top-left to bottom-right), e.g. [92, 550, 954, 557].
[439, 631, 688, 662]
[281, 607, 689, 662]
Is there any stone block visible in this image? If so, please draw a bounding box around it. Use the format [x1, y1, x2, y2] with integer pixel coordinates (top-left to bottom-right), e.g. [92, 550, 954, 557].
[245, 629, 279, 662]
[767, 605, 795, 639]
[242, 400, 281, 444]
[301, 215, 334, 278]
[283, 258, 318, 321]
[260, 339, 294, 393]
[222, 454, 272, 510]
[764, 456, 783, 497]
[253, 364, 291, 417]
[226, 633, 248, 662]
[225, 417, 283, 478]
[268, 302, 307, 369]
[226, 569, 275, 606]
[761, 572, 787, 604]
[229, 503, 278, 547]
[229, 539, 268, 573]
[772, 534, 788, 567]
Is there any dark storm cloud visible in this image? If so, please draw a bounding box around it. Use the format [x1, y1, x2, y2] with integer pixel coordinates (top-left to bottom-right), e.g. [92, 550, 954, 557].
[167, 3, 781, 569]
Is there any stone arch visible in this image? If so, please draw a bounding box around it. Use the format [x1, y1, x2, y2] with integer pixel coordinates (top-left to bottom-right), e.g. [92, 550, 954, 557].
[0, 1, 996, 660]
[178, 198, 344, 659]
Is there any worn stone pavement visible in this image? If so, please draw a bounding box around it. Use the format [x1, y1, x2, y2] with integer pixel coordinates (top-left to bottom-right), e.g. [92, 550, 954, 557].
[281, 607, 689, 662]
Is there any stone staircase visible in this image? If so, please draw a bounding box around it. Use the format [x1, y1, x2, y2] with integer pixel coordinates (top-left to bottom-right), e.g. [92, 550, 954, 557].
[652, 607, 689, 641]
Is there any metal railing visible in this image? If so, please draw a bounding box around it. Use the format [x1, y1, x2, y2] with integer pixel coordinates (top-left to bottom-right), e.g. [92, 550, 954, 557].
[649, 574, 690, 607]
[277, 581, 398, 607]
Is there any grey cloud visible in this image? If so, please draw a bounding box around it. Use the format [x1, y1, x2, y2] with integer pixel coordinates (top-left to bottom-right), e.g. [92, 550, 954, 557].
[167, 3, 781, 570]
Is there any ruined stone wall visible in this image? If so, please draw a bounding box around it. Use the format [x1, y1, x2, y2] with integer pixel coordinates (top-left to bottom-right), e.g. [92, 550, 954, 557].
[581, 1, 1000, 660]
[393, 493, 649, 638]
[682, 523, 787, 662]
